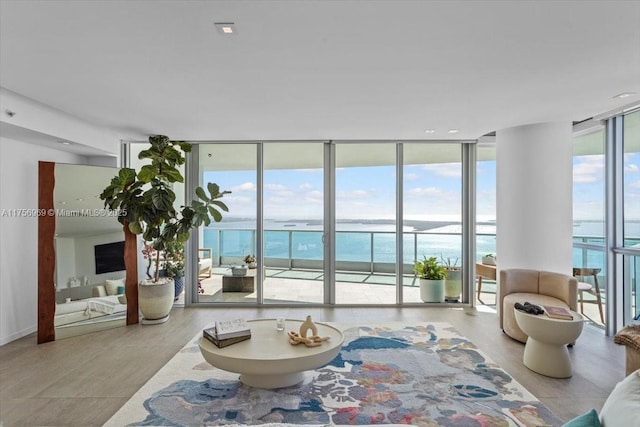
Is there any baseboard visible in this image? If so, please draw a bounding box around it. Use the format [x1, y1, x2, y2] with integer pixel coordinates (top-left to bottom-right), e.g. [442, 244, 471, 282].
[0, 324, 37, 346]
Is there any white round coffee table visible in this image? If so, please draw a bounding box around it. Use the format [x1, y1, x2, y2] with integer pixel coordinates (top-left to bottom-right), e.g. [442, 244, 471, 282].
[514, 307, 584, 378]
[199, 319, 344, 388]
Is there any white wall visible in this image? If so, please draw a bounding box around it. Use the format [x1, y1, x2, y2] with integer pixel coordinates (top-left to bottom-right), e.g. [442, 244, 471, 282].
[74, 231, 126, 284]
[0, 137, 84, 345]
[54, 237, 76, 288]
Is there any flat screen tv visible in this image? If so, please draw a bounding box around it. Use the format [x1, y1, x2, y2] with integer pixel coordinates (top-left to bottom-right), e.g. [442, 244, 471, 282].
[94, 241, 125, 274]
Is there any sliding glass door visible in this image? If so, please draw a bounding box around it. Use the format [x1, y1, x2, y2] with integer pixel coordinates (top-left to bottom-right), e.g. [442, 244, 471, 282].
[262, 143, 325, 304]
[197, 143, 257, 303]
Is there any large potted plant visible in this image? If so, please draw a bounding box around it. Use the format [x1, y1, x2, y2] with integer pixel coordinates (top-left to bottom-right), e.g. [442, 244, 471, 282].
[100, 135, 229, 323]
[414, 256, 446, 303]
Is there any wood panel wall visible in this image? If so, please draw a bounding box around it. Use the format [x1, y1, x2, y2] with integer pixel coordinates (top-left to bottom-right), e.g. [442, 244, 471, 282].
[38, 161, 56, 343]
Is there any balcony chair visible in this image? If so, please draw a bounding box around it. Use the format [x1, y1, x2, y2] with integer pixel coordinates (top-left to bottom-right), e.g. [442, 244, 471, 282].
[499, 268, 578, 343]
[572, 267, 605, 323]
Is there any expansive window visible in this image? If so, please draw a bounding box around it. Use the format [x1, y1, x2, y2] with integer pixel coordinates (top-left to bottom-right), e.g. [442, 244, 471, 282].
[334, 143, 397, 304]
[476, 143, 496, 305]
[623, 110, 640, 321]
[263, 143, 325, 304]
[197, 144, 257, 303]
[403, 143, 462, 304]
[572, 126, 606, 326]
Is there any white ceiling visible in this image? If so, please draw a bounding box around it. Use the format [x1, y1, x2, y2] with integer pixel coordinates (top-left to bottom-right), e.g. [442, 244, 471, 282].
[1, 0, 639, 144]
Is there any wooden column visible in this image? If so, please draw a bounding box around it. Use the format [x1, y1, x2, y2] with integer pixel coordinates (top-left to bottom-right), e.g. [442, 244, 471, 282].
[38, 161, 56, 344]
[123, 223, 139, 325]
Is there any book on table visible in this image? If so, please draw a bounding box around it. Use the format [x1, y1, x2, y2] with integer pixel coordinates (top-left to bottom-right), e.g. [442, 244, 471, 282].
[543, 306, 573, 320]
[203, 327, 251, 348]
[214, 318, 251, 339]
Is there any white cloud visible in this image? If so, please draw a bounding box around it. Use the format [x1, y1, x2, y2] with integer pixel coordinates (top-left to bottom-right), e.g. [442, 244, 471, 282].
[232, 182, 257, 192]
[338, 189, 369, 198]
[406, 187, 442, 197]
[299, 183, 314, 190]
[421, 163, 461, 178]
[404, 173, 419, 181]
[264, 183, 288, 191]
[573, 157, 604, 184]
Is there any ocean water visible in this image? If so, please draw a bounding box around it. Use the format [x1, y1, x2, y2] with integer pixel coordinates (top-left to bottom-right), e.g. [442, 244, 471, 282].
[202, 219, 639, 272]
[203, 219, 495, 265]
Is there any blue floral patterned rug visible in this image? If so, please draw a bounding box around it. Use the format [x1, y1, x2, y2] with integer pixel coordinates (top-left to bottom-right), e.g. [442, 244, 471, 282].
[105, 323, 563, 426]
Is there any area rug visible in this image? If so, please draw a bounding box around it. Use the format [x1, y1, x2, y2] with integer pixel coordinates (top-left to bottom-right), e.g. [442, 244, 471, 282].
[105, 322, 563, 426]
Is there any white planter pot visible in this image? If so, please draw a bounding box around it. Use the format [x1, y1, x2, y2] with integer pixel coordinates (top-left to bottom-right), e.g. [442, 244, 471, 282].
[419, 279, 445, 303]
[482, 256, 496, 266]
[138, 278, 174, 322]
[445, 269, 462, 302]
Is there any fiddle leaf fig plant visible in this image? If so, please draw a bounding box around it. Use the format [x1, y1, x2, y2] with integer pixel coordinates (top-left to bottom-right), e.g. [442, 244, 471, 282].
[100, 135, 230, 282]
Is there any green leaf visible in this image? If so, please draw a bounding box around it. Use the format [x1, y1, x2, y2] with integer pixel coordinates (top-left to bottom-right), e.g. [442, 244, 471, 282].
[207, 182, 220, 196]
[195, 187, 208, 202]
[208, 206, 222, 222]
[128, 221, 143, 234]
[138, 165, 156, 183]
[211, 200, 229, 212]
[163, 165, 184, 183]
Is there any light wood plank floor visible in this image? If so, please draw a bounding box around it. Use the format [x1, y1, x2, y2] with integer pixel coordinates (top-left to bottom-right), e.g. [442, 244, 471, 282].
[0, 306, 626, 426]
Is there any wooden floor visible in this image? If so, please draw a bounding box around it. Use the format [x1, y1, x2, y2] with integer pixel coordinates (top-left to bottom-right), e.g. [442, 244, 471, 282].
[0, 306, 626, 426]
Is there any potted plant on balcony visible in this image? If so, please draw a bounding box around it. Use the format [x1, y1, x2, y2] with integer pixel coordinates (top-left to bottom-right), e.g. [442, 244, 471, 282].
[100, 135, 230, 324]
[482, 253, 496, 265]
[414, 256, 446, 303]
[244, 254, 257, 269]
[441, 256, 462, 302]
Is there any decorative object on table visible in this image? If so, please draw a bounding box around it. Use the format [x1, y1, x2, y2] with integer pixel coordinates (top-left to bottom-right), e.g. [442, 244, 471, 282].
[441, 256, 461, 302]
[203, 327, 250, 348]
[414, 256, 446, 303]
[105, 322, 564, 427]
[243, 254, 257, 269]
[299, 315, 318, 337]
[99, 135, 230, 325]
[231, 265, 248, 276]
[214, 318, 251, 340]
[287, 331, 330, 347]
[276, 317, 285, 331]
[514, 301, 544, 315]
[287, 315, 330, 347]
[543, 305, 574, 320]
[482, 253, 497, 265]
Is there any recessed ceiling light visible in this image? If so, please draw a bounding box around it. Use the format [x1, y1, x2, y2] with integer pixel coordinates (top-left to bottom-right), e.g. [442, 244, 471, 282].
[58, 140, 71, 145]
[613, 92, 635, 99]
[424, 129, 436, 134]
[448, 129, 459, 134]
[215, 22, 236, 34]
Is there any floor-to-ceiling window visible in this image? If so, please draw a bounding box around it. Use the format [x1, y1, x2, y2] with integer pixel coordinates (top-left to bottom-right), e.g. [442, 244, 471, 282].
[334, 143, 398, 304]
[197, 143, 257, 303]
[403, 143, 463, 304]
[572, 125, 606, 326]
[622, 109, 640, 322]
[262, 143, 325, 304]
[476, 143, 496, 306]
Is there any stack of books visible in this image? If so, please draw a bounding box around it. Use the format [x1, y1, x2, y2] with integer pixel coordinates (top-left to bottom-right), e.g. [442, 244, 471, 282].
[203, 318, 252, 348]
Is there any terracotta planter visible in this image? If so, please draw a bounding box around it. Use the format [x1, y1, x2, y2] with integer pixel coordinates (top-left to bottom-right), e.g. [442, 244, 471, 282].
[138, 278, 174, 322]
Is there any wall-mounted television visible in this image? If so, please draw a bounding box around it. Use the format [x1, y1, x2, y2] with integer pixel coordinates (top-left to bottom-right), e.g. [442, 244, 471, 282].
[94, 241, 125, 274]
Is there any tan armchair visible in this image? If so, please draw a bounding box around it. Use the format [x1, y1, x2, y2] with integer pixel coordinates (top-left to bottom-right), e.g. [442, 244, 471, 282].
[499, 268, 578, 343]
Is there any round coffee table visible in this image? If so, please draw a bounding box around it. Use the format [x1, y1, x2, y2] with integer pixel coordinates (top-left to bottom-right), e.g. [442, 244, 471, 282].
[514, 307, 584, 378]
[199, 319, 344, 388]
